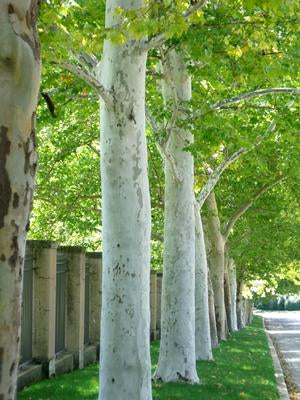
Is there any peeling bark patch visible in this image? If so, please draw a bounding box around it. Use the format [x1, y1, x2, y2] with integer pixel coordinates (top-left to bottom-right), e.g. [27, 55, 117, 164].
[24, 182, 30, 206]
[9, 361, 15, 376]
[8, 2, 41, 61]
[24, 130, 37, 177]
[134, 183, 143, 220]
[128, 107, 136, 124]
[0, 126, 12, 228]
[13, 193, 19, 208]
[0, 254, 5, 261]
[26, 220, 30, 232]
[132, 132, 142, 180]
[9, 221, 19, 270]
[7, 3, 14, 14]
[9, 236, 19, 269]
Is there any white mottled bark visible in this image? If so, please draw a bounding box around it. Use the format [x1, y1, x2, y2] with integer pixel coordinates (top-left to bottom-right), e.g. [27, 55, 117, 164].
[205, 191, 226, 341]
[194, 203, 212, 360]
[154, 50, 199, 383]
[0, 1, 40, 398]
[228, 258, 238, 332]
[98, 1, 152, 399]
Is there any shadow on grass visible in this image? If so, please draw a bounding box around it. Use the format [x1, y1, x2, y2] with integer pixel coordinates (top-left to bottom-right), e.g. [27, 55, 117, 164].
[18, 317, 279, 400]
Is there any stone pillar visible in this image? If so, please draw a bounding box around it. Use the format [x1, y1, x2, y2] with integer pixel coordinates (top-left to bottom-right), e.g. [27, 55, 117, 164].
[64, 247, 85, 369]
[86, 252, 102, 347]
[150, 272, 157, 340]
[32, 241, 57, 377]
[156, 273, 162, 339]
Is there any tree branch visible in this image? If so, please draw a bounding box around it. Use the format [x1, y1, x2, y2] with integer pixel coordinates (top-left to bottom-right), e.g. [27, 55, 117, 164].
[196, 147, 249, 208]
[211, 88, 300, 111]
[160, 48, 181, 135]
[195, 120, 274, 209]
[138, 0, 207, 51]
[145, 106, 164, 134]
[151, 231, 163, 242]
[53, 60, 114, 107]
[223, 176, 286, 242]
[156, 142, 183, 184]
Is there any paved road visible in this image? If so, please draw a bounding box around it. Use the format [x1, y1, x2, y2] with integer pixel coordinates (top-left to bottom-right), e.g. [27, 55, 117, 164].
[260, 311, 300, 395]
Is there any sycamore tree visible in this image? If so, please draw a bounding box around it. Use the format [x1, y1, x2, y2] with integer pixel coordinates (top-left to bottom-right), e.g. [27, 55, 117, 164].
[151, 48, 199, 383]
[0, 1, 41, 398]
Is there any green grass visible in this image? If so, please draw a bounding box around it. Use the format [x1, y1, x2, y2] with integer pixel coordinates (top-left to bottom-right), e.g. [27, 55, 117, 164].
[18, 316, 279, 400]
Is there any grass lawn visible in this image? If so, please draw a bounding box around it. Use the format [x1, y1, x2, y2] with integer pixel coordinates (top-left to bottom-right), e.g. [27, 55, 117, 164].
[18, 316, 279, 400]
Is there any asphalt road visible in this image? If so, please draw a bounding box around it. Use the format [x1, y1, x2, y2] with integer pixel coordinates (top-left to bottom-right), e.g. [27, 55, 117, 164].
[260, 311, 300, 395]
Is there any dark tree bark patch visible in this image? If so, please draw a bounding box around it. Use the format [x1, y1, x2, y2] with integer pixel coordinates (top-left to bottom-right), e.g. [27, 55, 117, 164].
[9, 221, 19, 271]
[12, 193, 19, 209]
[9, 362, 15, 377]
[8, 1, 41, 61]
[0, 126, 12, 228]
[24, 131, 37, 177]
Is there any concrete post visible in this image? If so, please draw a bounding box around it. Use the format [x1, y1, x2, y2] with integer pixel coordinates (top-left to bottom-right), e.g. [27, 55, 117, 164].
[86, 252, 102, 347]
[156, 273, 162, 339]
[150, 273, 157, 340]
[63, 247, 85, 369]
[32, 241, 57, 377]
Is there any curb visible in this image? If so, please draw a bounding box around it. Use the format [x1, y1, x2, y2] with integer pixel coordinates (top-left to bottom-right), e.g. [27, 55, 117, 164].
[262, 318, 290, 400]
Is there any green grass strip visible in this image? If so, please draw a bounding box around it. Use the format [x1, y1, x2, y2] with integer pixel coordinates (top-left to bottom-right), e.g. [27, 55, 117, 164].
[18, 316, 279, 400]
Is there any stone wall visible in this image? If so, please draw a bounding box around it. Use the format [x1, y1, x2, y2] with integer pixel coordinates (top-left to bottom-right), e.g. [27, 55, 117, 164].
[18, 240, 162, 390]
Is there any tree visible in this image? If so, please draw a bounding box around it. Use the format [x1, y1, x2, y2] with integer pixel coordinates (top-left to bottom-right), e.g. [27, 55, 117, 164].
[195, 203, 213, 360]
[153, 49, 199, 383]
[97, 1, 152, 398]
[0, 1, 41, 398]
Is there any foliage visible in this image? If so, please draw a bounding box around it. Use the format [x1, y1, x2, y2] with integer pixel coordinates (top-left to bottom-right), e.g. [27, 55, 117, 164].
[19, 317, 279, 400]
[31, 0, 300, 275]
[256, 295, 300, 311]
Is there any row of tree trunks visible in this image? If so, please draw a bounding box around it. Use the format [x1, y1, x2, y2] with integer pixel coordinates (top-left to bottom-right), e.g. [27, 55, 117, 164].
[0, 0, 254, 395]
[203, 190, 253, 346]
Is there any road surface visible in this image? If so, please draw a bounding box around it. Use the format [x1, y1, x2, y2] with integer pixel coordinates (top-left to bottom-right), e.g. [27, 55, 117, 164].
[260, 311, 300, 395]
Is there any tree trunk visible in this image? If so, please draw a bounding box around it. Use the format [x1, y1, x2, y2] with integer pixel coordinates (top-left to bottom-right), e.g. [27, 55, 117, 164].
[236, 280, 245, 330]
[154, 50, 199, 383]
[228, 258, 238, 332]
[244, 299, 253, 326]
[195, 203, 212, 360]
[224, 256, 233, 333]
[204, 191, 226, 341]
[0, 2, 40, 398]
[208, 270, 218, 348]
[98, 2, 152, 399]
